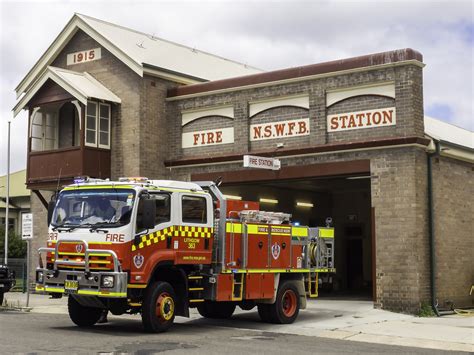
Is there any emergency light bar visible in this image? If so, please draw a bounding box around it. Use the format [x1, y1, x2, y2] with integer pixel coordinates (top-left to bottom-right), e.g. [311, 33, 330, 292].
[119, 177, 149, 183]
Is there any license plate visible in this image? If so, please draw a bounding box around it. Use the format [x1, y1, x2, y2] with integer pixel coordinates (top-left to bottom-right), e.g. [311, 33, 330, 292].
[64, 280, 78, 293]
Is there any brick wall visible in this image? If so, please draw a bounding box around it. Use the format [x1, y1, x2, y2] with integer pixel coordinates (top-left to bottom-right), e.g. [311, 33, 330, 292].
[432, 156, 473, 309]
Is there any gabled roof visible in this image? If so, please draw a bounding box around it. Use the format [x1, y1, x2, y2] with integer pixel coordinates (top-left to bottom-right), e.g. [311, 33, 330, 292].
[15, 13, 263, 98]
[13, 66, 121, 117]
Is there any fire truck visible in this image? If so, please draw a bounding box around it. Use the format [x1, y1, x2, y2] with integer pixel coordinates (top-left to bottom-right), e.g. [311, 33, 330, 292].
[36, 177, 335, 332]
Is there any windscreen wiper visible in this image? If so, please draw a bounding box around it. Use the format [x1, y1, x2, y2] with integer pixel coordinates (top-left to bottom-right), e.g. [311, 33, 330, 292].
[51, 223, 80, 232]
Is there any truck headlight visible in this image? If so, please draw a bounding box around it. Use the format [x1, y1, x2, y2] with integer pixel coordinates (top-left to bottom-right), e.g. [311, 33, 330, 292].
[101, 275, 114, 288]
[36, 271, 44, 283]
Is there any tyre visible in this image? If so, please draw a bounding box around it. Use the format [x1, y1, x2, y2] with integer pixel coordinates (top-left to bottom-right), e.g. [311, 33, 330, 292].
[0, 290, 4, 306]
[197, 301, 236, 319]
[142, 281, 176, 333]
[267, 281, 300, 324]
[67, 296, 103, 327]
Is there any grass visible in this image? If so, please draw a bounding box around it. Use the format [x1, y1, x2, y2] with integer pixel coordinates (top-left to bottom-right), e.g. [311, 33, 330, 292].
[418, 302, 436, 317]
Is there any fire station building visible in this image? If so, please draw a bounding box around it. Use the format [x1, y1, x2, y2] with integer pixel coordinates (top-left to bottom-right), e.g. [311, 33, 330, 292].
[14, 14, 473, 314]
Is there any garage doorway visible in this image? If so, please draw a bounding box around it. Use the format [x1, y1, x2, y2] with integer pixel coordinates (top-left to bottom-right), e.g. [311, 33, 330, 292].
[192, 160, 374, 300]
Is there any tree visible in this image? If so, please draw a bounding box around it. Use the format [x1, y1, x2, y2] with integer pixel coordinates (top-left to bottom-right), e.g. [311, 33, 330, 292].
[0, 229, 27, 259]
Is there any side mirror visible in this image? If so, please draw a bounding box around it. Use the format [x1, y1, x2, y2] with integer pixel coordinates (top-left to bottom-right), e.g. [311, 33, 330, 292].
[47, 201, 55, 225]
[139, 198, 156, 230]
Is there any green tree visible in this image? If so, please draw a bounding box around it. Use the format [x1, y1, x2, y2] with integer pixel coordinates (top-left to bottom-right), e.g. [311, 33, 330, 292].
[0, 229, 27, 259]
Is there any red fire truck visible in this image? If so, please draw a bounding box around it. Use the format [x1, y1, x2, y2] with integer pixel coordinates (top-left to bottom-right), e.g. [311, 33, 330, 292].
[36, 177, 335, 332]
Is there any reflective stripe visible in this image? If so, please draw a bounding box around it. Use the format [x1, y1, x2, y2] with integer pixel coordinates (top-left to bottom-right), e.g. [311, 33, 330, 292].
[50, 241, 113, 245]
[292, 227, 308, 237]
[225, 223, 242, 233]
[319, 228, 334, 238]
[221, 268, 311, 274]
[77, 290, 127, 297]
[127, 284, 147, 289]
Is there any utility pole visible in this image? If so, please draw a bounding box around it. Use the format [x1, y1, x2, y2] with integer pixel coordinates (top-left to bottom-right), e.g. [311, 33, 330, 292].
[4, 121, 10, 265]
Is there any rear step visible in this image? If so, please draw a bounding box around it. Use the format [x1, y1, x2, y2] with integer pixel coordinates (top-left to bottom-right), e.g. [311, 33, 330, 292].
[306, 272, 318, 298]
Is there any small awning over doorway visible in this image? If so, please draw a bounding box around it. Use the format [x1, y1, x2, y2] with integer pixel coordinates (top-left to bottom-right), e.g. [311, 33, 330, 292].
[13, 66, 121, 117]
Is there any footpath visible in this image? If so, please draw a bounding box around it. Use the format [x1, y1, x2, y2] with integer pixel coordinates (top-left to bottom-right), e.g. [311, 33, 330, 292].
[3, 292, 473, 353]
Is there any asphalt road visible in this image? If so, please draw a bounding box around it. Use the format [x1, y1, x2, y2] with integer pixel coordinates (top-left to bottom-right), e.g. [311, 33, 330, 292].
[0, 311, 464, 354]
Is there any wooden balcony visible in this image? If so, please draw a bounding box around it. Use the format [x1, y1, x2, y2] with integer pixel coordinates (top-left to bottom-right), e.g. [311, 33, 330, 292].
[27, 146, 110, 189]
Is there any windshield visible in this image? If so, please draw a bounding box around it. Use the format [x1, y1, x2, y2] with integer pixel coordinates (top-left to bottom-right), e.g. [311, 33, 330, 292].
[51, 188, 136, 228]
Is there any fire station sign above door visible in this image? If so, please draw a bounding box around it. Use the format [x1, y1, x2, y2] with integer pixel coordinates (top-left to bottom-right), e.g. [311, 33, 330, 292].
[327, 107, 396, 132]
[243, 155, 281, 170]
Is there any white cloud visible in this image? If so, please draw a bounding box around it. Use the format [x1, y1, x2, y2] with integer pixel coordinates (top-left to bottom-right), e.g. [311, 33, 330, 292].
[0, 0, 472, 175]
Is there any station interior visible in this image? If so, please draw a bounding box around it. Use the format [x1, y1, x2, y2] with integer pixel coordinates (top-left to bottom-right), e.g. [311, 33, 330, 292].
[220, 174, 373, 300]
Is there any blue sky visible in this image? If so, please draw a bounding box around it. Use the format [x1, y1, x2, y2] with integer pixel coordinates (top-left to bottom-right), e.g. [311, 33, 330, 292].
[0, 0, 472, 175]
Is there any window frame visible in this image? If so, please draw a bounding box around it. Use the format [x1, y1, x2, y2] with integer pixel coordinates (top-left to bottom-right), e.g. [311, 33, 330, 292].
[85, 101, 111, 149]
[181, 195, 208, 225]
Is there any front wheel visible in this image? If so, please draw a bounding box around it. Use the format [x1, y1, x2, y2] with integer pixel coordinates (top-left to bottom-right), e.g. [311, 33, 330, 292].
[267, 281, 300, 324]
[142, 281, 176, 333]
[68, 296, 103, 327]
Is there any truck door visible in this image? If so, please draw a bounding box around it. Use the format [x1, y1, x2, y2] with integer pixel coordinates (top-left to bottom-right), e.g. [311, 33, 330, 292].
[175, 193, 214, 264]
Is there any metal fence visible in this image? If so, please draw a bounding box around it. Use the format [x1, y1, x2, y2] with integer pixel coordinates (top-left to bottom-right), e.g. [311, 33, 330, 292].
[5, 258, 27, 292]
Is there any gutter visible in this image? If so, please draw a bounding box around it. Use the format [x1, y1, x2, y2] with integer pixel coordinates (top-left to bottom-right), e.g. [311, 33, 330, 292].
[427, 139, 441, 317]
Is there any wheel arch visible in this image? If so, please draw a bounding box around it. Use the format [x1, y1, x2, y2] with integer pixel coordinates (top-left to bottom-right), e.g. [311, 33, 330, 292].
[149, 262, 189, 317]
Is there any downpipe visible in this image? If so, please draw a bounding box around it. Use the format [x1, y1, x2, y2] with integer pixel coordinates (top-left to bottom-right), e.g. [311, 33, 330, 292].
[427, 140, 440, 317]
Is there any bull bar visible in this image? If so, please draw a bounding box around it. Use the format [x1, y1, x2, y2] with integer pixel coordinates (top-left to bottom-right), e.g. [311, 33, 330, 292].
[35, 239, 128, 298]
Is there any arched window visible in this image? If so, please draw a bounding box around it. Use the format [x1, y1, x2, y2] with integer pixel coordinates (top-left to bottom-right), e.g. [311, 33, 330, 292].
[30, 108, 57, 151]
[58, 102, 80, 148]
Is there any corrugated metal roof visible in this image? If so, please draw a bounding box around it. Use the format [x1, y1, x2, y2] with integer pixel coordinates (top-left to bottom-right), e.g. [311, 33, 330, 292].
[13, 66, 121, 116]
[424, 116, 473, 149]
[49, 66, 121, 103]
[0, 170, 30, 198]
[76, 13, 263, 81]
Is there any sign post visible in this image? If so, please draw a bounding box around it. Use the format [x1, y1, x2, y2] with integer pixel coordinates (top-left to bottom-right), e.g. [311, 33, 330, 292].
[22, 213, 33, 307]
[243, 155, 281, 171]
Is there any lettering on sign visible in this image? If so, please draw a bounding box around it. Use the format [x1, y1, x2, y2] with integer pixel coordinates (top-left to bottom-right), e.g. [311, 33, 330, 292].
[22, 213, 33, 240]
[182, 127, 234, 148]
[243, 155, 281, 170]
[67, 48, 102, 66]
[327, 108, 396, 132]
[250, 118, 310, 141]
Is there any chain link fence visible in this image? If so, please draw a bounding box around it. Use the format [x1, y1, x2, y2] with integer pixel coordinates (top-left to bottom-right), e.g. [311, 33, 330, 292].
[5, 258, 27, 292]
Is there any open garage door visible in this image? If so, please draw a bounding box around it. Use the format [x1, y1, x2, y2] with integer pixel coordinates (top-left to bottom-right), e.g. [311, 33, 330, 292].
[192, 161, 374, 300]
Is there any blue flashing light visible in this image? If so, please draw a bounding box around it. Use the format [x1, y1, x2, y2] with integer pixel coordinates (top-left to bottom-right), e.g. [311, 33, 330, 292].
[293, 221, 300, 226]
[73, 176, 88, 184]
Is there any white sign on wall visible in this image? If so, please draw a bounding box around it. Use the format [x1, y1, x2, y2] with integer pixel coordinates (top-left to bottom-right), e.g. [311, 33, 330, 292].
[22, 213, 33, 240]
[182, 127, 234, 148]
[327, 107, 396, 132]
[67, 48, 102, 66]
[250, 118, 310, 141]
[243, 155, 281, 170]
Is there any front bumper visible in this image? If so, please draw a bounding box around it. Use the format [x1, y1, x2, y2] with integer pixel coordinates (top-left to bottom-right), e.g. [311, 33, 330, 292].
[36, 239, 128, 298]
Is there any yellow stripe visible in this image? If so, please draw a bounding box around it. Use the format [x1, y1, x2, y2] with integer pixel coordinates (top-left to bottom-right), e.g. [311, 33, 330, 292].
[189, 299, 205, 303]
[319, 228, 334, 238]
[188, 276, 203, 280]
[127, 284, 147, 289]
[63, 185, 134, 190]
[189, 287, 204, 291]
[128, 303, 142, 307]
[226, 223, 242, 233]
[89, 253, 113, 257]
[77, 290, 127, 297]
[50, 241, 113, 245]
[292, 227, 309, 237]
[221, 268, 311, 274]
[44, 287, 65, 293]
[57, 265, 111, 270]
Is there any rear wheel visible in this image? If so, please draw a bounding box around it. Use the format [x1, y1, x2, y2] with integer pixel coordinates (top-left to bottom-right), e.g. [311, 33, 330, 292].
[67, 296, 103, 327]
[197, 301, 236, 319]
[142, 281, 176, 333]
[267, 281, 300, 324]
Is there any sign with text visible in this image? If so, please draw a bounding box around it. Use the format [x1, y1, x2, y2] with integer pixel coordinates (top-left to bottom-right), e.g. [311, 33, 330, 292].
[243, 155, 281, 170]
[67, 48, 102, 66]
[327, 107, 396, 132]
[21, 213, 33, 240]
[182, 127, 234, 148]
[250, 118, 310, 141]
